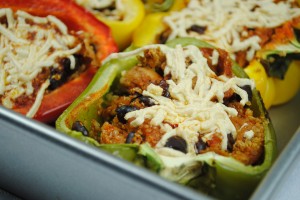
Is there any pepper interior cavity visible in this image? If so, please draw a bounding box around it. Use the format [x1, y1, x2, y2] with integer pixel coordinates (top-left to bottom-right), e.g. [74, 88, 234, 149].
[81, 44, 265, 165]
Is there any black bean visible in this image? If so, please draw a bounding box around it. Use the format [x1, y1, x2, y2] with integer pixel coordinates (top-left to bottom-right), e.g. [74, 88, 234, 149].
[72, 121, 89, 136]
[188, 25, 207, 34]
[49, 57, 72, 90]
[116, 105, 138, 124]
[49, 70, 63, 90]
[165, 136, 187, 153]
[61, 57, 71, 72]
[155, 67, 164, 77]
[223, 85, 253, 105]
[241, 85, 253, 102]
[49, 54, 90, 90]
[126, 132, 135, 144]
[74, 54, 87, 71]
[0, 17, 8, 26]
[159, 80, 171, 98]
[49, 58, 69, 90]
[195, 138, 207, 153]
[131, 94, 156, 107]
[138, 96, 156, 107]
[227, 133, 235, 152]
[158, 29, 171, 44]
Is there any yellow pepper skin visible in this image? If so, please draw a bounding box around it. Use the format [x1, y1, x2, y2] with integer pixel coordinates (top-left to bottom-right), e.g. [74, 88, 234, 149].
[244, 60, 275, 109]
[132, 12, 168, 47]
[272, 61, 300, 106]
[95, 0, 145, 50]
[245, 60, 300, 108]
[132, 0, 188, 47]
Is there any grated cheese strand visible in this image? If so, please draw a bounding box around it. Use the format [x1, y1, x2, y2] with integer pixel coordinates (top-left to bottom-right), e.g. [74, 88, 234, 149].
[75, 0, 125, 21]
[26, 80, 50, 118]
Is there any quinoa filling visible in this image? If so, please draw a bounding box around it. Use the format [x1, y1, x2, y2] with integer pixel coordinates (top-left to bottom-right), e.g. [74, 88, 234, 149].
[73, 44, 265, 165]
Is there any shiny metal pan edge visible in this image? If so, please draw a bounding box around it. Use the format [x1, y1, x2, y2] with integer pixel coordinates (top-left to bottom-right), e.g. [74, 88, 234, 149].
[0, 107, 212, 200]
[251, 126, 300, 200]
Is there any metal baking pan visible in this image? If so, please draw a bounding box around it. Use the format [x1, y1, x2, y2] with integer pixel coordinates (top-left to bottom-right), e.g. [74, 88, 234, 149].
[251, 126, 300, 200]
[0, 106, 211, 200]
[0, 92, 299, 200]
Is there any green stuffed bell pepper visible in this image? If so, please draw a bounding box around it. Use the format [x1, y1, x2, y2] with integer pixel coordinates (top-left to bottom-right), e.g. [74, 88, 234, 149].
[56, 38, 277, 200]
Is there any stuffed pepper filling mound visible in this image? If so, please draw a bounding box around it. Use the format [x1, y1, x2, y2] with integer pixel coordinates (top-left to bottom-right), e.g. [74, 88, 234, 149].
[75, 0, 125, 21]
[80, 44, 265, 166]
[160, 0, 300, 67]
[0, 8, 99, 118]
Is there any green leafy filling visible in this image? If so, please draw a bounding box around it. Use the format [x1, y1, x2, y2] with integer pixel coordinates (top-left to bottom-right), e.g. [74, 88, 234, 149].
[261, 53, 300, 79]
[259, 28, 300, 79]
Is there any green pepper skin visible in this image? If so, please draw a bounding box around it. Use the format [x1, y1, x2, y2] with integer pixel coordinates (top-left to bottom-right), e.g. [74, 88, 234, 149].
[144, 0, 175, 13]
[56, 38, 277, 200]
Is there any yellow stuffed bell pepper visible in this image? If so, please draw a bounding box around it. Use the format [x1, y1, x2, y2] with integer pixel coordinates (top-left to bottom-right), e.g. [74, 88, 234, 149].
[244, 15, 300, 108]
[244, 60, 276, 109]
[133, 0, 300, 109]
[76, 0, 145, 50]
[245, 59, 300, 109]
[272, 61, 300, 105]
[132, 0, 188, 47]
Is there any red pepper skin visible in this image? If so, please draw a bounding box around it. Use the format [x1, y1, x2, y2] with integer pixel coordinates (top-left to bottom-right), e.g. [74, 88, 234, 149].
[16, 67, 98, 123]
[0, 0, 118, 123]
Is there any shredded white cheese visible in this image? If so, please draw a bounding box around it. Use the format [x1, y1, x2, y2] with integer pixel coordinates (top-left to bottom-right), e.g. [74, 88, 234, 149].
[75, 0, 125, 21]
[244, 130, 254, 140]
[105, 44, 254, 154]
[26, 80, 50, 118]
[163, 0, 300, 61]
[76, 0, 115, 9]
[0, 8, 82, 118]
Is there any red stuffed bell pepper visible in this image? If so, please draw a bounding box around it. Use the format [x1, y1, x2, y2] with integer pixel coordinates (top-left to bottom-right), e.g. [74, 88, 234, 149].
[0, 0, 118, 123]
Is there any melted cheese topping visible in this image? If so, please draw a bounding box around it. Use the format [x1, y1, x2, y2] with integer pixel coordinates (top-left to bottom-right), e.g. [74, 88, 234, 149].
[164, 0, 300, 61]
[76, 0, 125, 21]
[104, 44, 254, 155]
[0, 8, 82, 117]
